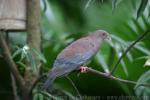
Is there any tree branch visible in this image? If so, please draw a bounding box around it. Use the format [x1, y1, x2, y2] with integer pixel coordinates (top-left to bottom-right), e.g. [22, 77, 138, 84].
[110, 29, 150, 75]
[87, 67, 150, 87]
[25, 0, 42, 90]
[11, 73, 20, 100]
[0, 31, 30, 100]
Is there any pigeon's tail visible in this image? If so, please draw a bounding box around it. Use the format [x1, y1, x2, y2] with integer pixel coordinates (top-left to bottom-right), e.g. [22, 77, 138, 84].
[42, 74, 56, 90]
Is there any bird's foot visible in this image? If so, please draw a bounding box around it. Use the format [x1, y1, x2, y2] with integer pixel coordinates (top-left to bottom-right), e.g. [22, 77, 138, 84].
[80, 66, 89, 73]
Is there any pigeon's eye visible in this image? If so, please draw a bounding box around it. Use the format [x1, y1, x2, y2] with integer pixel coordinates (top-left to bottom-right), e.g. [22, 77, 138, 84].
[102, 33, 106, 36]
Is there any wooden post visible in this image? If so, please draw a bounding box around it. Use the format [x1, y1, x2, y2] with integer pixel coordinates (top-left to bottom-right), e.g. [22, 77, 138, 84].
[0, 0, 26, 30]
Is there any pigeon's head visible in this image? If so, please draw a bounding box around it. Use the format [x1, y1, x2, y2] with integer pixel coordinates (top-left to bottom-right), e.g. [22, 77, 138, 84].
[91, 30, 111, 40]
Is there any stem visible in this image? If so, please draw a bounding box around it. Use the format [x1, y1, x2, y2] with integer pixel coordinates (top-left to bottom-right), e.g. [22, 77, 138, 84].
[65, 76, 82, 100]
[110, 29, 150, 75]
[87, 67, 150, 87]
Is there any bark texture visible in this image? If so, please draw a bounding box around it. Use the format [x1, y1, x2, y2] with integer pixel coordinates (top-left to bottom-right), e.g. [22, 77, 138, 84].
[25, 0, 41, 91]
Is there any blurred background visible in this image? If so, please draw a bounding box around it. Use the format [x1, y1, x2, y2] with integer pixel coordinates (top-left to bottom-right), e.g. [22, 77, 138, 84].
[1, 0, 150, 99]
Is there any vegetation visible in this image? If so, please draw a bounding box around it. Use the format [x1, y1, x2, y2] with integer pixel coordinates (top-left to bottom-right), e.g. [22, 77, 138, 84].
[0, 0, 150, 100]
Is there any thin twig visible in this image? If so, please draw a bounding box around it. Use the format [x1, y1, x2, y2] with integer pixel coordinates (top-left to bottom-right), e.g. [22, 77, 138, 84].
[110, 29, 150, 75]
[87, 67, 150, 87]
[6, 31, 20, 100]
[11, 73, 20, 100]
[65, 76, 82, 100]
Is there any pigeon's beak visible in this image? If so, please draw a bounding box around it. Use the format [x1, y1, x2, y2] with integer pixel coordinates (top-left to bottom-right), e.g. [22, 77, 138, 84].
[105, 35, 111, 41]
[105, 34, 114, 47]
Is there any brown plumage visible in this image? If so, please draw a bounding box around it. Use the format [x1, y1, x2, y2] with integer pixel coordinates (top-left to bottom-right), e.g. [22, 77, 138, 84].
[43, 30, 110, 90]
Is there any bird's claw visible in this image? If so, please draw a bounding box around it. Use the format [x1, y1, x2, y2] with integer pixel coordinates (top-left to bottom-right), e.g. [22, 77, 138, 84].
[80, 66, 89, 73]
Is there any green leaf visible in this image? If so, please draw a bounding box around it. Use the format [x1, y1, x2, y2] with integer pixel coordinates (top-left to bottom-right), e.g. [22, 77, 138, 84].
[135, 70, 150, 89]
[135, 56, 150, 60]
[61, 90, 77, 100]
[137, 0, 148, 19]
[38, 93, 44, 100]
[96, 53, 110, 73]
[20, 51, 25, 61]
[145, 59, 150, 66]
[112, 34, 150, 60]
[111, 34, 126, 45]
[85, 0, 94, 9]
[114, 43, 128, 76]
[40, 91, 60, 100]
[33, 93, 38, 100]
[135, 45, 150, 55]
[135, 70, 150, 96]
[12, 49, 22, 59]
[25, 50, 37, 72]
[148, 6, 150, 18]
[112, 0, 117, 11]
[31, 48, 47, 63]
[45, 97, 51, 100]
[121, 45, 133, 62]
[16, 61, 26, 68]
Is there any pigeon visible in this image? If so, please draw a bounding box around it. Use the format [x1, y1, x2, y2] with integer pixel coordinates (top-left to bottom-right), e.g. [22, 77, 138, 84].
[43, 30, 110, 90]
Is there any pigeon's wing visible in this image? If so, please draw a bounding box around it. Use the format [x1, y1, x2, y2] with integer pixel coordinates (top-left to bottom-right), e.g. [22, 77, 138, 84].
[52, 37, 100, 71]
[49, 36, 101, 77]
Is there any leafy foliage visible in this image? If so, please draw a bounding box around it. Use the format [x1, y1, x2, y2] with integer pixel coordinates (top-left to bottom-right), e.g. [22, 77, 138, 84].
[1, 0, 150, 99]
[39, 0, 150, 97]
[12, 45, 46, 73]
[137, 0, 148, 19]
[135, 70, 150, 97]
